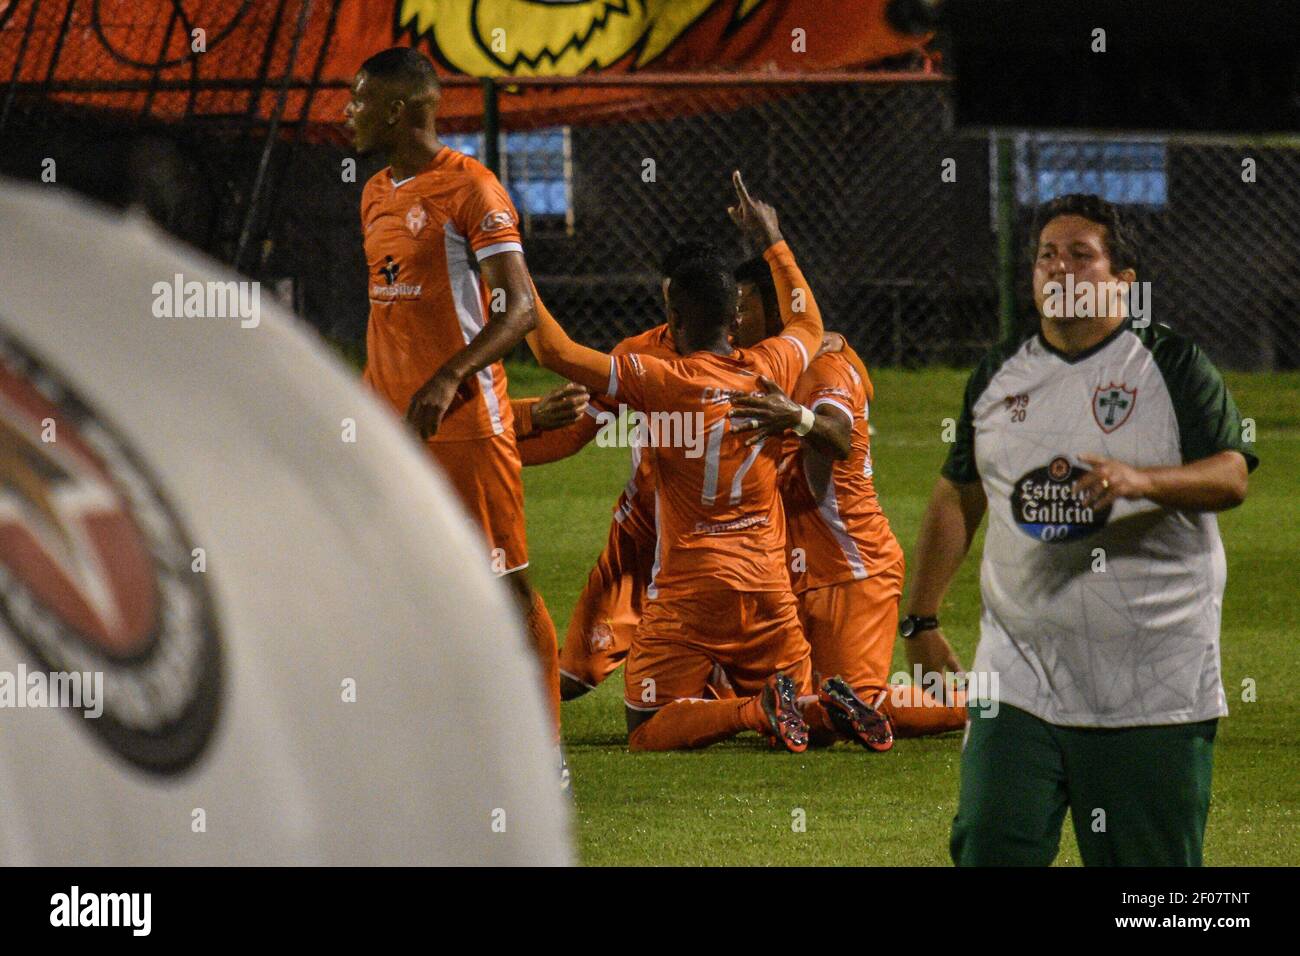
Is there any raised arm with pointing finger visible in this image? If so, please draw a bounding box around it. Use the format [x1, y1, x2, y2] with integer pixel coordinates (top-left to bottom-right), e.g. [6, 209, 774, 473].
[526, 171, 822, 394]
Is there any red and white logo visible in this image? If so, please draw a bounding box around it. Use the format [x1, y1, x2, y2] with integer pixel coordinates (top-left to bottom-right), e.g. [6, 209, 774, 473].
[0, 329, 221, 774]
[405, 203, 428, 237]
[1092, 383, 1137, 433]
[479, 209, 514, 234]
[0, 406, 154, 657]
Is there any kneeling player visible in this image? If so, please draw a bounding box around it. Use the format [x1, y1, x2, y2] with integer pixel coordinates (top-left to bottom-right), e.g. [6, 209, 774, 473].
[512, 243, 717, 700]
[729, 260, 966, 741]
[527, 174, 889, 752]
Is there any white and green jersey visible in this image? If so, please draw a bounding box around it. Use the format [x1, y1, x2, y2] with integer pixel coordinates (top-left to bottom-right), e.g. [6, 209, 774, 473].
[943, 320, 1257, 728]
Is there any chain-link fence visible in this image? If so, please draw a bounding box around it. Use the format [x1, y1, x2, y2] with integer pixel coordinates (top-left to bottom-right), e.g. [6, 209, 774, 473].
[486, 76, 998, 368]
[3, 1, 1298, 370]
[1004, 135, 1300, 371]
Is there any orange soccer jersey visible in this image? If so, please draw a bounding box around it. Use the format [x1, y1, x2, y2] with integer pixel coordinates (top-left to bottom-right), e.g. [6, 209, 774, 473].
[781, 348, 903, 590]
[513, 323, 675, 545]
[545, 324, 677, 689]
[610, 333, 812, 600]
[601, 324, 677, 546]
[611, 333, 820, 712]
[781, 350, 963, 737]
[360, 146, 523, 442]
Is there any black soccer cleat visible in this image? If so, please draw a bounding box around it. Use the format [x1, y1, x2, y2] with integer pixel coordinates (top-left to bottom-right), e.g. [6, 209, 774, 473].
[760, 671, 809, 753]
[819, 676, 894, 752]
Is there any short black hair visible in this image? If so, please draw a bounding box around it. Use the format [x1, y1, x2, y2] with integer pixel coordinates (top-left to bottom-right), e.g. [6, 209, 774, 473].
[1032, 193, 1139, 274]
[360, 47, 441, 93]
[660, 240, 719, 280]
[733, 257, 778, 325]
[666, 256, 736, 345]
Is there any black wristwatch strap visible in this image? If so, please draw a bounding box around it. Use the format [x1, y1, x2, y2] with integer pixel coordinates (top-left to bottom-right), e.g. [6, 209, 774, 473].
[900, 615, 940, 639]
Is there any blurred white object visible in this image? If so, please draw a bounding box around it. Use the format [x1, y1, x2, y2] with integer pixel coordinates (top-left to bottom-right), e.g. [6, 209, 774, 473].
[0, 181, 569, 865]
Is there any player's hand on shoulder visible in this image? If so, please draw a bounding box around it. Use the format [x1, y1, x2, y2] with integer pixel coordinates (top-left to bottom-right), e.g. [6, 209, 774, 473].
[815, 333, 846, 360]
[727, 375, 800, 446]
[727, 170, 783, 251]
[905, 626, 965, 682]
[533, 382, 590, 431]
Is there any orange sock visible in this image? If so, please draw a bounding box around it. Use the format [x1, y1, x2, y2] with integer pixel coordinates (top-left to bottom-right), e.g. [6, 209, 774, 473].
[629, 698, 765, 751]
[878, 684, 967, 738]
[525, 591, 562, 740]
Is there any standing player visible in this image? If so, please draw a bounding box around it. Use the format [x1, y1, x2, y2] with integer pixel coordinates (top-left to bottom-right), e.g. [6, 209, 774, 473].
[728, 262, 967, 742]
[527, 174, 888, 752]
[344, 47, 562, 734]
[907, 194, 1256, 865]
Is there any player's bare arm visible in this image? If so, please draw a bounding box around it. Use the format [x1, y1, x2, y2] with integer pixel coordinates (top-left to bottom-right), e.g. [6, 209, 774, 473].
[406, 250, 538, 439]
[728, 170, 784, 250]
[728, 170, 824, 357]
[903, 476, 987, 676]
[525, 290, 615, 395]
[729, 376, 851, 460]
[1073, 449, 1249, 513]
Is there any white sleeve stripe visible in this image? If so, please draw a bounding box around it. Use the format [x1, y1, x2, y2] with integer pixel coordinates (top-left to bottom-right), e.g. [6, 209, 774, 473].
[607, 357, 618, 398]
[812, 397, 855, 421]
[474, 241, 524, 261]
[782, 334, 810, 371]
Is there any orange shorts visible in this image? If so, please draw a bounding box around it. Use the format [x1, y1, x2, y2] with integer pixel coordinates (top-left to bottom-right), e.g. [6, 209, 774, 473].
[558, 516, 652, 690]
[796, 558, 904, 697]
[426, 433, 528, 576]
[624, 589, 813, 712]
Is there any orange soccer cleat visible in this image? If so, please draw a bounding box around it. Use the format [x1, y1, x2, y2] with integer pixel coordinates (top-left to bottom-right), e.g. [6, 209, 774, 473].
[760, 672, 810, 753]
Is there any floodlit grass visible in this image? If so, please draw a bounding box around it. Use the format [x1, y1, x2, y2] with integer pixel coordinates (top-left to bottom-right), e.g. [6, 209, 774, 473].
[509, 362, 1299, 866]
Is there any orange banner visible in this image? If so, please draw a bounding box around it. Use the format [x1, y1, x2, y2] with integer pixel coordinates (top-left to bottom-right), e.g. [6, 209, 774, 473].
[2, 0, 927, 128]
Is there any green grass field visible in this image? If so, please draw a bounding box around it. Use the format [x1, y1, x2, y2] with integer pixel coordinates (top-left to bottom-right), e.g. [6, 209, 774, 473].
[507, 362, 1300, 866]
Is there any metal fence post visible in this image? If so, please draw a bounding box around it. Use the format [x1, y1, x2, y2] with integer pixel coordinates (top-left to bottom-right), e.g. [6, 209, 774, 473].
[481, 77, 500, 176]
[234, 0, 314, 275]
[995, 133, 1017, 343]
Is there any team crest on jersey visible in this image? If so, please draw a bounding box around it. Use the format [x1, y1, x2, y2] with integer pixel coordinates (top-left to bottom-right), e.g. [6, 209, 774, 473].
[479, 209, 514, 233]
[405, 202, 429, 237]
[1093, 383, 1136, 433]
[0, 326, 222, 775]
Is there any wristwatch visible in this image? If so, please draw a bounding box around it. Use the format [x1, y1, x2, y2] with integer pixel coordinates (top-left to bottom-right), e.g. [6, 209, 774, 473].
[899, 615, 940, 639]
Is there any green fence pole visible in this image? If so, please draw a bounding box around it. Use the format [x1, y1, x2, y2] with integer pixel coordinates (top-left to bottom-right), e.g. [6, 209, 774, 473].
[995, 134, 1017, 342]
[481, 77, 501, 176]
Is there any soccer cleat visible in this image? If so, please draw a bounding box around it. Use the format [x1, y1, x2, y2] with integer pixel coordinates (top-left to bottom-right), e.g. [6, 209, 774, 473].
[819, 676, 894, 752]
[760, 672, 809, 753]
